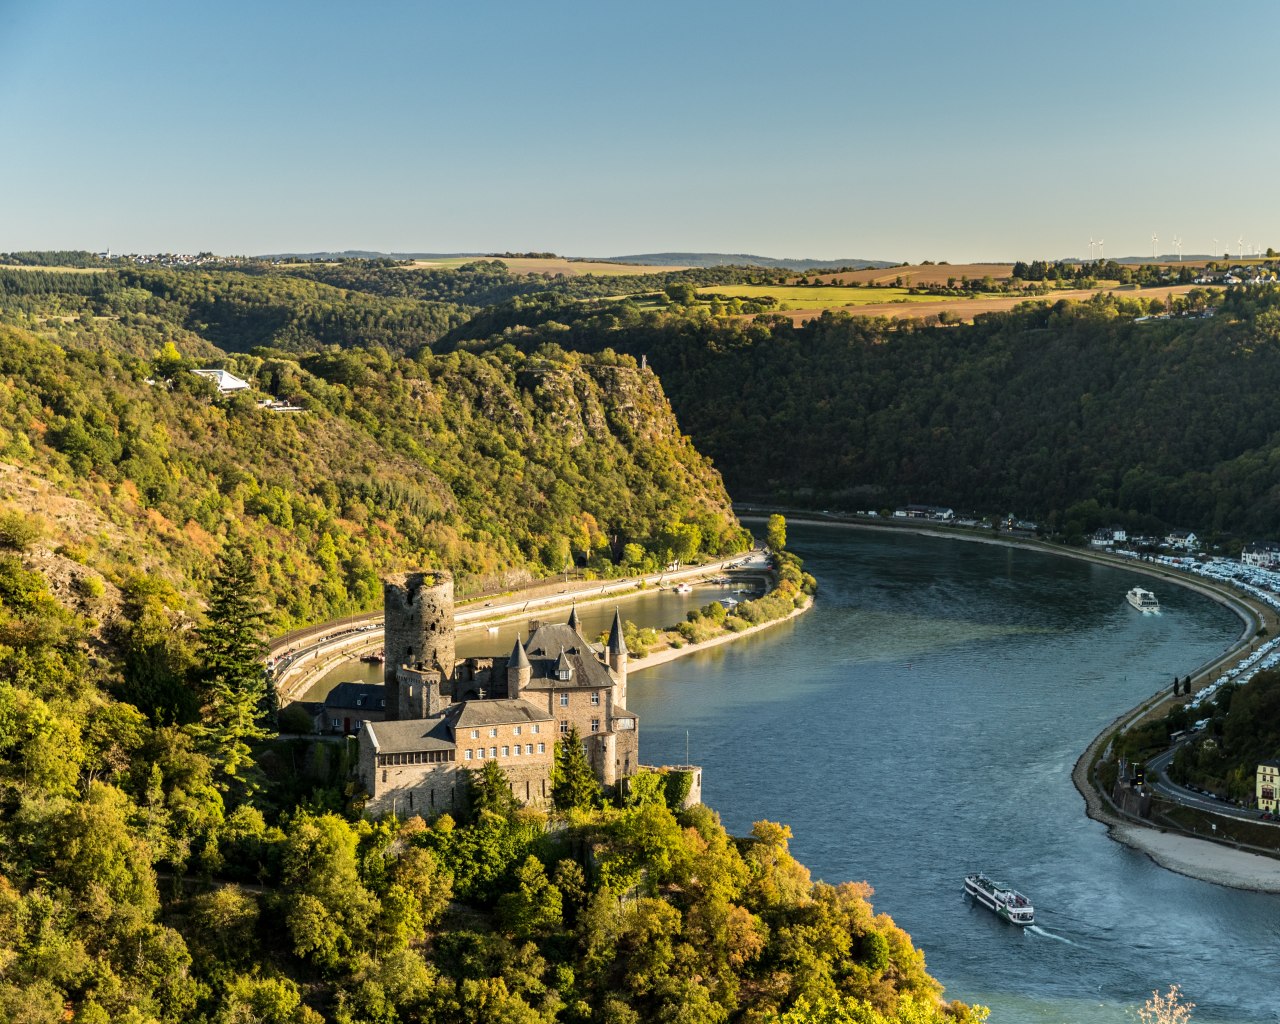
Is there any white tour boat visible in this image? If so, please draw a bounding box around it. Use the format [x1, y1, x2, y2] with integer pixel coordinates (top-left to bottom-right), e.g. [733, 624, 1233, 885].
[963, 873, 1034, 926]
[1126, 586, 1159, 613]
[675, 581, 693, 594]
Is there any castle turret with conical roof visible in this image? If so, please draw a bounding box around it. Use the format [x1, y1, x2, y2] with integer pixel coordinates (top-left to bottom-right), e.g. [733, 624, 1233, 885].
[506, 634, 531, 699]
[607, 607, 628, 706]
[567, 603, 580, 633]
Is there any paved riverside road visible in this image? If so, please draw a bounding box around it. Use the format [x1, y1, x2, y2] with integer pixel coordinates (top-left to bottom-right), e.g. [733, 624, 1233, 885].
[269, 551, 768, 699]
[1147, 742, 1278, 824]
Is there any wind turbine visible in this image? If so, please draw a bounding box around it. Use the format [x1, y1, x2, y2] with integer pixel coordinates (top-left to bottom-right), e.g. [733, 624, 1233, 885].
[1097, 239, 1104, 260]
[1214, 238, 1220, 258]
[1088, 237, 1096, 261]
[1173, 236, 1182, 262]
[1237, 236, 1244, 260]
[1152, 233, 1159, 261]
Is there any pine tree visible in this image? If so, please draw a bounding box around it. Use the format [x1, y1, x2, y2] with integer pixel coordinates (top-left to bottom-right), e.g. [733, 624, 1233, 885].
[469, 758, 520, 818]
[192, 546, 270, 797]
[551, 725, 600, 812]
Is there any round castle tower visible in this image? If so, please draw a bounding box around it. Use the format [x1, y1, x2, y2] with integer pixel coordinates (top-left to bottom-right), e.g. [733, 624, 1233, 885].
[383, 571, 455, 720]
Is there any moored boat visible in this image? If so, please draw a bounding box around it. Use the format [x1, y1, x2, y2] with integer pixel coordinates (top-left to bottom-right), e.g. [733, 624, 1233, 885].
[1126, 587, 1159, 613]
[964, 873, 1034, 925]
[675, 581, 693, 594]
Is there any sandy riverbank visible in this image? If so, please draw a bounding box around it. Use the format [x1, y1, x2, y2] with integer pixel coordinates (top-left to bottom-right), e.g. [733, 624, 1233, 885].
[751, 514, 1280, 891]
[1111, 825, 1280, 892]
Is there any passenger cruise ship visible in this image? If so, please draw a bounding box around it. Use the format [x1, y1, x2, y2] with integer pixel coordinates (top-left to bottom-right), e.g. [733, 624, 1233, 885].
[964, 873, 1034, 925]
[1126, 586, 1159, 613]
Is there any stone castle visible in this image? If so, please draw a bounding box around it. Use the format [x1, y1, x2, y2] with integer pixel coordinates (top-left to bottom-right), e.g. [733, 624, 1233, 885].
[358, 570, 639, 817]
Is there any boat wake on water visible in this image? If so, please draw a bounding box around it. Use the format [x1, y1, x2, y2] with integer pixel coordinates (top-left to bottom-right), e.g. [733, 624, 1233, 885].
[1026, 924, 1078, 946]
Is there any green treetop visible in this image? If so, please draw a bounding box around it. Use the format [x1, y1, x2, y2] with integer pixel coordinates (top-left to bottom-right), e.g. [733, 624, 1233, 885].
[552, 725, 600, 812]
[766, 513, 787, 553]
[190, 546, 271, 797]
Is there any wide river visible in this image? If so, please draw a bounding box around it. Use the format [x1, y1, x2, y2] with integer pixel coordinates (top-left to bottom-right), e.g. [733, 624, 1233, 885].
[629, 525, 1279, 1024]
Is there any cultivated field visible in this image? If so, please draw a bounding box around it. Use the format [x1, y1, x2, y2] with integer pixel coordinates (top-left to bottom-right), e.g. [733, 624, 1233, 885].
[767, 283, 1210, 325]
[815, 262, 1016, 286]
[695, 284, 998, 307]
[403, 256, 690, 277]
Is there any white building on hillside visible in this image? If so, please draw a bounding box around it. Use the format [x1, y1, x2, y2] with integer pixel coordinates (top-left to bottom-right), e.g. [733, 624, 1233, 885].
[192, 368, 251, 394]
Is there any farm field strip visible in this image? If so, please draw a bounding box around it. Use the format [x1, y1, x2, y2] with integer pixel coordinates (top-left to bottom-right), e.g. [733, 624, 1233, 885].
[404, 256, 690, 277]
[768, 283, 1209, 324]
[697, 283, 1004, 306]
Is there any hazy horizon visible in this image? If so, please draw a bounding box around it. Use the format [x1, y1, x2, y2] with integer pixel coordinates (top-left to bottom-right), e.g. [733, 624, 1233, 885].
[3, 1, 1277, 263]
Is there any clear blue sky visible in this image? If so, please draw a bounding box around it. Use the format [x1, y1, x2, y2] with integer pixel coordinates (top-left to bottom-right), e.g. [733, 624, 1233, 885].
[2, 0, 1276, 262]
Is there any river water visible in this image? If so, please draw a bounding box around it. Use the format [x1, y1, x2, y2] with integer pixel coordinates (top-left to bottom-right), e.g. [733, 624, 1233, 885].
[629, 525, 1279, 1024]
[302, 581, 761, 700]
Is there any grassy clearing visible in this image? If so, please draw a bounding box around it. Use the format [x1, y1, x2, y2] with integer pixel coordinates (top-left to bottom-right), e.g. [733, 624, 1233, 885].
[821, 262, 1015, 286]
[697, 284, 994, 307]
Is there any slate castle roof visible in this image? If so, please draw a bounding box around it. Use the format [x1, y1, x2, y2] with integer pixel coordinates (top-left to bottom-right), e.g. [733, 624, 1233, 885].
[324, 681, 385, 712]
[366, 697, 552, 754]
[520, 621, 616, 690]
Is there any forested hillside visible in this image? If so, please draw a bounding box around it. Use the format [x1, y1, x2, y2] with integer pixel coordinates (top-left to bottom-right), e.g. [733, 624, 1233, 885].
[0, 265, 747, 638]
[446, 286, 1280, 543]
[0, 259, 980, 1023]
[0, 539, 980, 1022]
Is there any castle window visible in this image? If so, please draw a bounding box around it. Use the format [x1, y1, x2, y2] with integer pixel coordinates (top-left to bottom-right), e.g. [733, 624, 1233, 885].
[591, 718, 600, 733]
[381, 770, 387, 783]
[525, 743, 533, 755]
[471, 729, 479, 739]
[560, 720, 569, 734]
[559, 667, 572, 681]
[513, 744, 521, 756]
[489, 727, 498, 738]
[591, 692, 600, 706]
[532, 724, 540, 734]
[501, 745, 509, 757]
[489, 746, 497, 758]
[538, 743, 545, 754]
[513, 725, 522, 736]
[464, 750, 473, 761]
[559, 693, 569, 707]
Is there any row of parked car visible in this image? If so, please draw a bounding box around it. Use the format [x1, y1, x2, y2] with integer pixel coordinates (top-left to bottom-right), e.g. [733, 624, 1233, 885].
[1150, 556, 1280, 707]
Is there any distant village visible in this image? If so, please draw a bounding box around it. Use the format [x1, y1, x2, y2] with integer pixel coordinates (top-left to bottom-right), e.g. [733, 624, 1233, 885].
[93, 250, 245, 268]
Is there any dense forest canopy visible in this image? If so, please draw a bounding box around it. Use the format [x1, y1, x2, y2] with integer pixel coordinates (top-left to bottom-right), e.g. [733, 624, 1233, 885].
[0, 267, 748, 634]
[0, 519, 982, 1023]
[445, 285, 1280, 544]
[0, 257, 987, 1023]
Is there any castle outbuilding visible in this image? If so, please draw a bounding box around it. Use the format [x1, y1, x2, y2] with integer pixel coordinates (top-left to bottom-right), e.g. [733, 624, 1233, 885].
[358, 572, 637, 816]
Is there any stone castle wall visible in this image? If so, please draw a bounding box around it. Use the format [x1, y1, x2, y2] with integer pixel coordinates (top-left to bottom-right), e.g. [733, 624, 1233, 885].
[382, 571, 455, 719]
